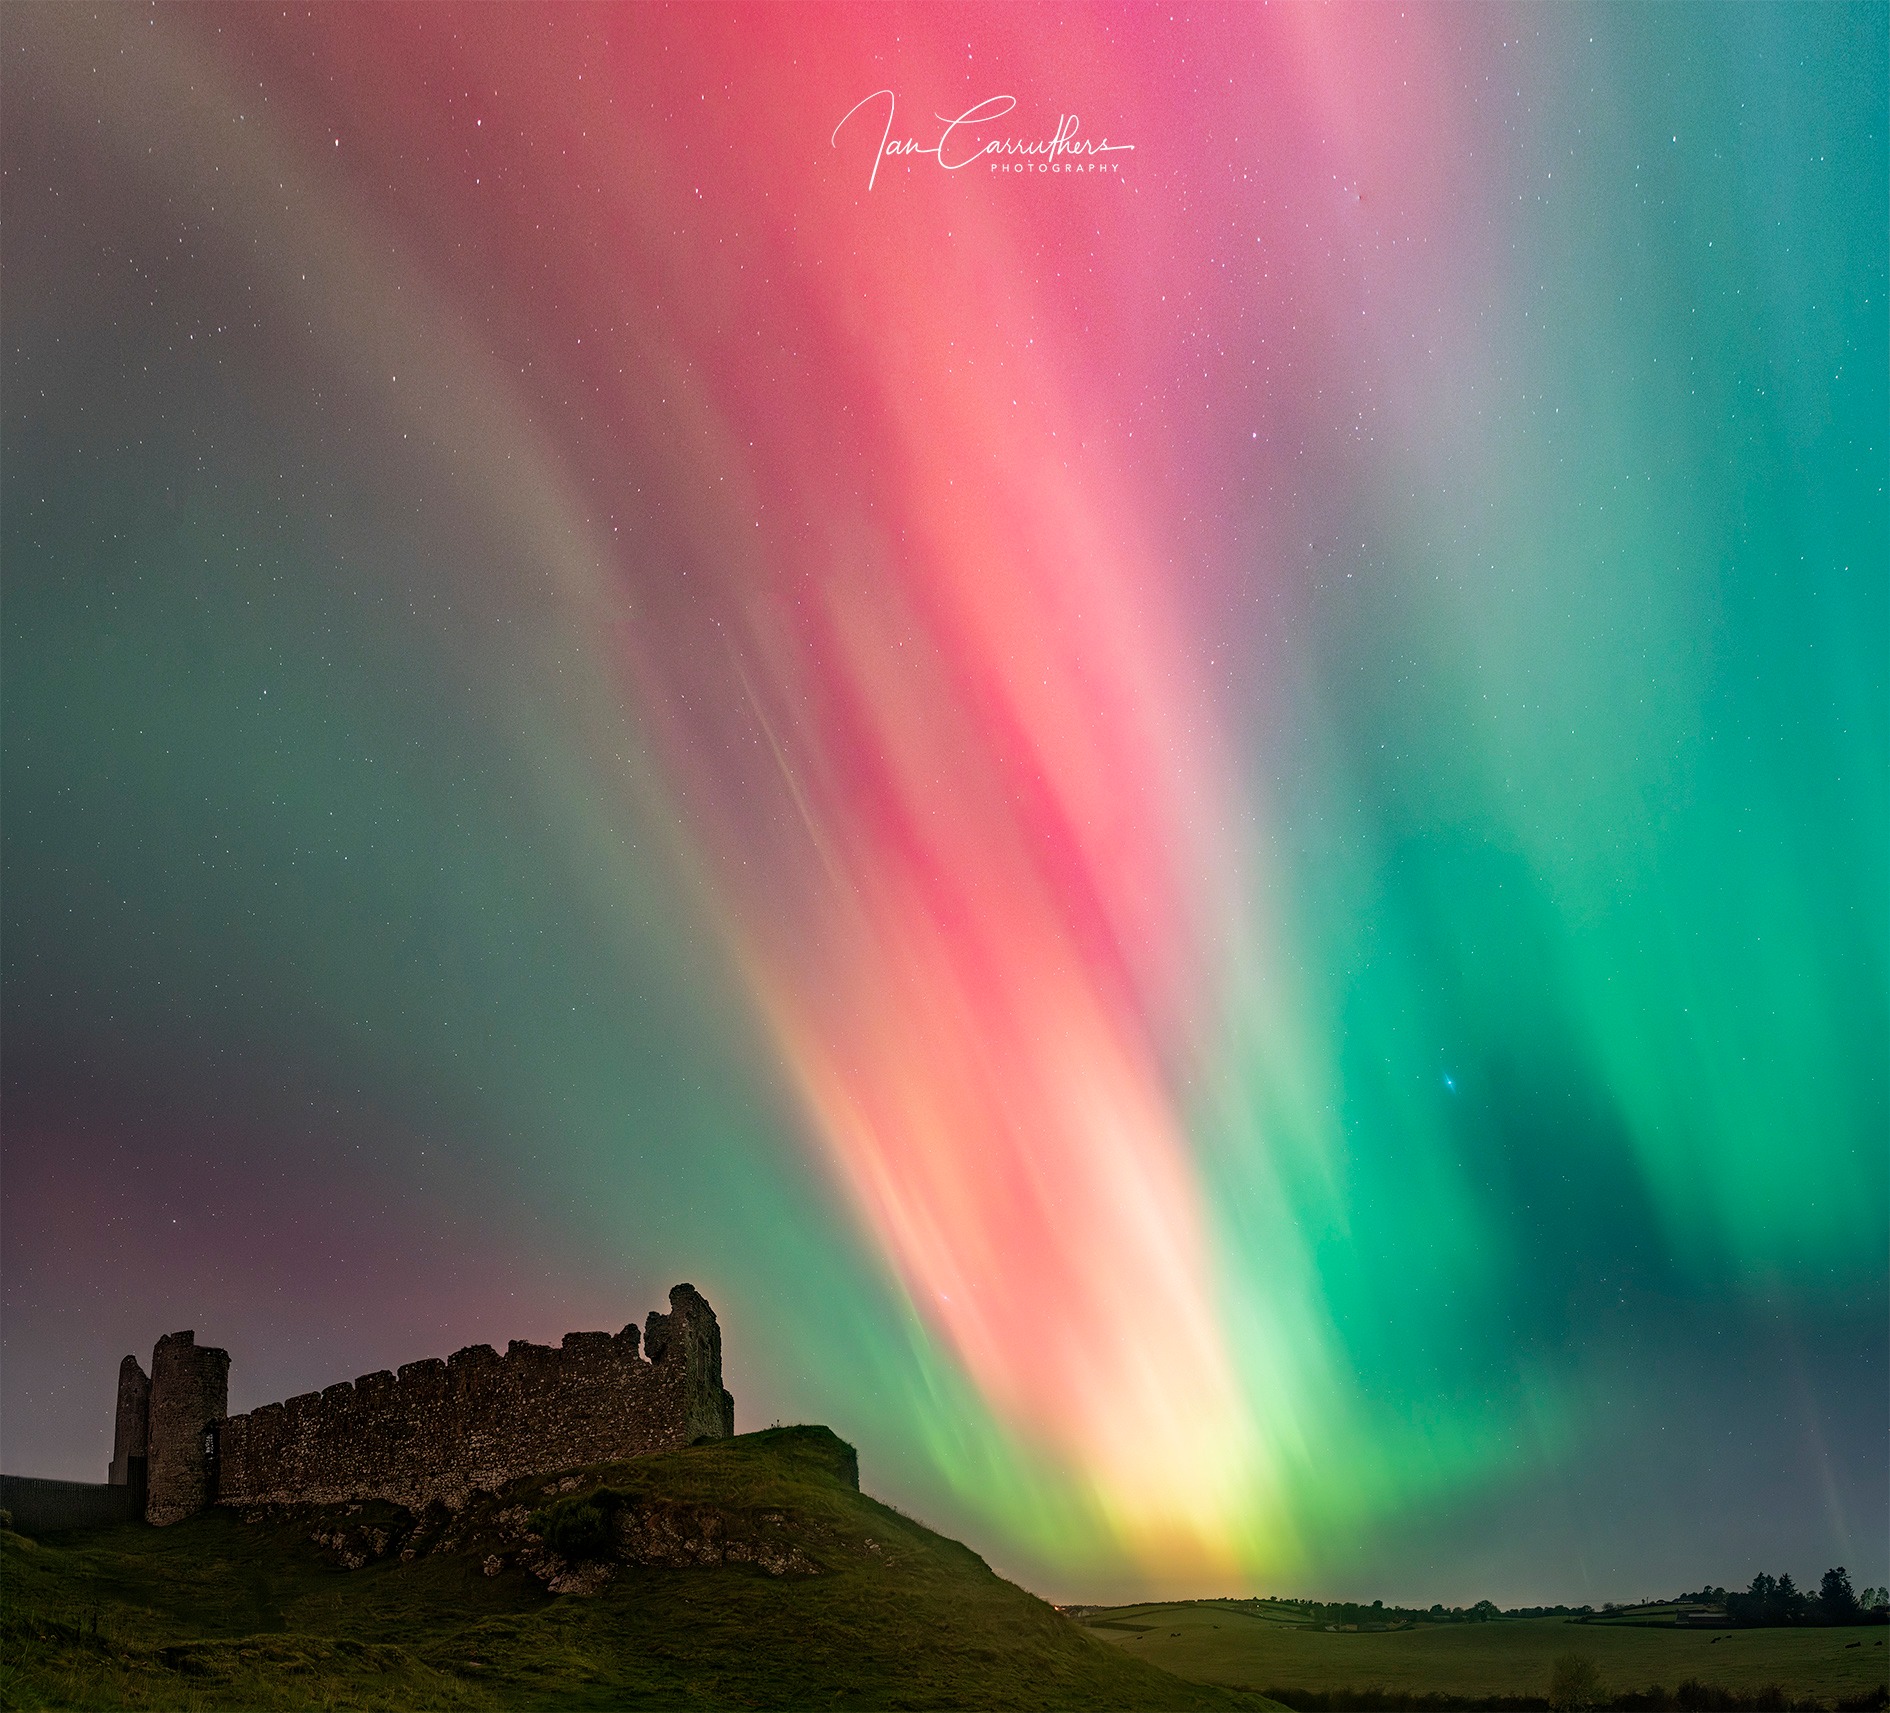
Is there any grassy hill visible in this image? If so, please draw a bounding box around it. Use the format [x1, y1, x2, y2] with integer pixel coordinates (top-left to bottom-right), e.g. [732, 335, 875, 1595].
[1077, 1601, 1889, 1707]
[0, 1427, 1272, 1711]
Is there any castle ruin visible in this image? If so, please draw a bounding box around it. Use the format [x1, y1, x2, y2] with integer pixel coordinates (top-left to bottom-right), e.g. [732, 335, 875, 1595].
[105, 1283, 734, 1524]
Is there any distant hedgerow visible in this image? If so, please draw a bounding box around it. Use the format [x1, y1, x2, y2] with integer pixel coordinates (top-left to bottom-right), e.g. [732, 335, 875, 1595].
[1258, 1686, 1888, 1713]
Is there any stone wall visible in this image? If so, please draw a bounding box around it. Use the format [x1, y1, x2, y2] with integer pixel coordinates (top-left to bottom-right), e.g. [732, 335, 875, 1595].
[214, 1284, 734, 1513]
[1, 1474, 141, 1535]
[146, 1332, 230, 1525]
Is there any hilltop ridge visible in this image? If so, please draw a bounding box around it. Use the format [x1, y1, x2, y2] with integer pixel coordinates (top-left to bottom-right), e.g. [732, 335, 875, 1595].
[1, 1425, 1275, 1711]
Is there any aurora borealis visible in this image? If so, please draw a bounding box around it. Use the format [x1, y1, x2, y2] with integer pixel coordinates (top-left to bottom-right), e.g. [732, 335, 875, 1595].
[2, 0, 1884, 1604]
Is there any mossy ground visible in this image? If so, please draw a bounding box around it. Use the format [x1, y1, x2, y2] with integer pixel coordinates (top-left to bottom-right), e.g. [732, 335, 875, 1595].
[0, 1428, 1268, 1710]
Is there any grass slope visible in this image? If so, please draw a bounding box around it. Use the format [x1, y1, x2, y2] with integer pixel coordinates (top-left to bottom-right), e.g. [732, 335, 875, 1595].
[0, 1427, 1267, 1711]
[1080, 1605, 1889, 1704]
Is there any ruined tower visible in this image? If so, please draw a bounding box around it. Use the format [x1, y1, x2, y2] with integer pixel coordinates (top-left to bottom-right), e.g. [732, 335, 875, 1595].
[106, 1353, 151, 1506]
[645, 1282, 736, 1443]
[145, 1332, 230, 1525]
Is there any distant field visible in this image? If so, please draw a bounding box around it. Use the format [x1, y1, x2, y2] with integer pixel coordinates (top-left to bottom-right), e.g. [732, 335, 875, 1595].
[1081, 1607, 1890, 1702]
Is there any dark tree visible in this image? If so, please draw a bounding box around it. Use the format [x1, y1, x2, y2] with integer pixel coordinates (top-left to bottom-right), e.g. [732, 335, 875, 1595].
[1729, 1573, 1781, 1627]
[1820, 1567, 1859, 1623]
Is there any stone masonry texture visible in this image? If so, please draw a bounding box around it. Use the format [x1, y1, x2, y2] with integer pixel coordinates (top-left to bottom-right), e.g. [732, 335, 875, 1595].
[146, 1332, 230, 1525]
[212, 1284, 733, 1514]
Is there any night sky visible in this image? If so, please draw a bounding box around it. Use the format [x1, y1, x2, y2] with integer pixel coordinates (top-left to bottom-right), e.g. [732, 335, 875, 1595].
[3, 3, 1884, 1606]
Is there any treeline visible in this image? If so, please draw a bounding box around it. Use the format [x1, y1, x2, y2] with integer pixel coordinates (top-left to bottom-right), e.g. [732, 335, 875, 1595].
[1722, 1570, 1889, 1629]
[1231, 1573, 1890, 1631]
[1260, 1687, 1889, 1712]
[1246, 1596, 1594, 1626]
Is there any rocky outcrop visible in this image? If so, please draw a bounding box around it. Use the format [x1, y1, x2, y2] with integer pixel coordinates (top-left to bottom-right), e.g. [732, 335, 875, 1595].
[246, 1439, 867, 1598]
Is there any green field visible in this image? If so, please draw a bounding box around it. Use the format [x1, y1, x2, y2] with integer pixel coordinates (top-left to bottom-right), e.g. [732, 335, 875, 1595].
[0, 1428, 1272, 1711]
[1080, 1604, 1889, 1703]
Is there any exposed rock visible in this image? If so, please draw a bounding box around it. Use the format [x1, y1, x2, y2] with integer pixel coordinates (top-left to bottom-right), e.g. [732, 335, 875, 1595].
[541, 1555, 616, 1596]
[209, 1437, 848, 1593]
[308, 1523, 393, 1570]
[612, 1498, 822, 1576]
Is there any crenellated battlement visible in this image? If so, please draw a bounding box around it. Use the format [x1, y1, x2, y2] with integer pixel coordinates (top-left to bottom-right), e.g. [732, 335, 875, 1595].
[112, 1285, 734, 1524]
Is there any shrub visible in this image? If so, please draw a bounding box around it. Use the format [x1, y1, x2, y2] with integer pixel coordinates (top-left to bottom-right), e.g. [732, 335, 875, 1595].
[1550, 1653, 1609, 1711]
[536, 1498, 613, 1563]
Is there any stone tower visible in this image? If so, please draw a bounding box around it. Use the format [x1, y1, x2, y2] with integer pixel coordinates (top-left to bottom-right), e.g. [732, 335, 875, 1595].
[644, 1282, 736, 1443]
[107, 1353, 151, 1506]
[145, 1331, 230, 1525]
